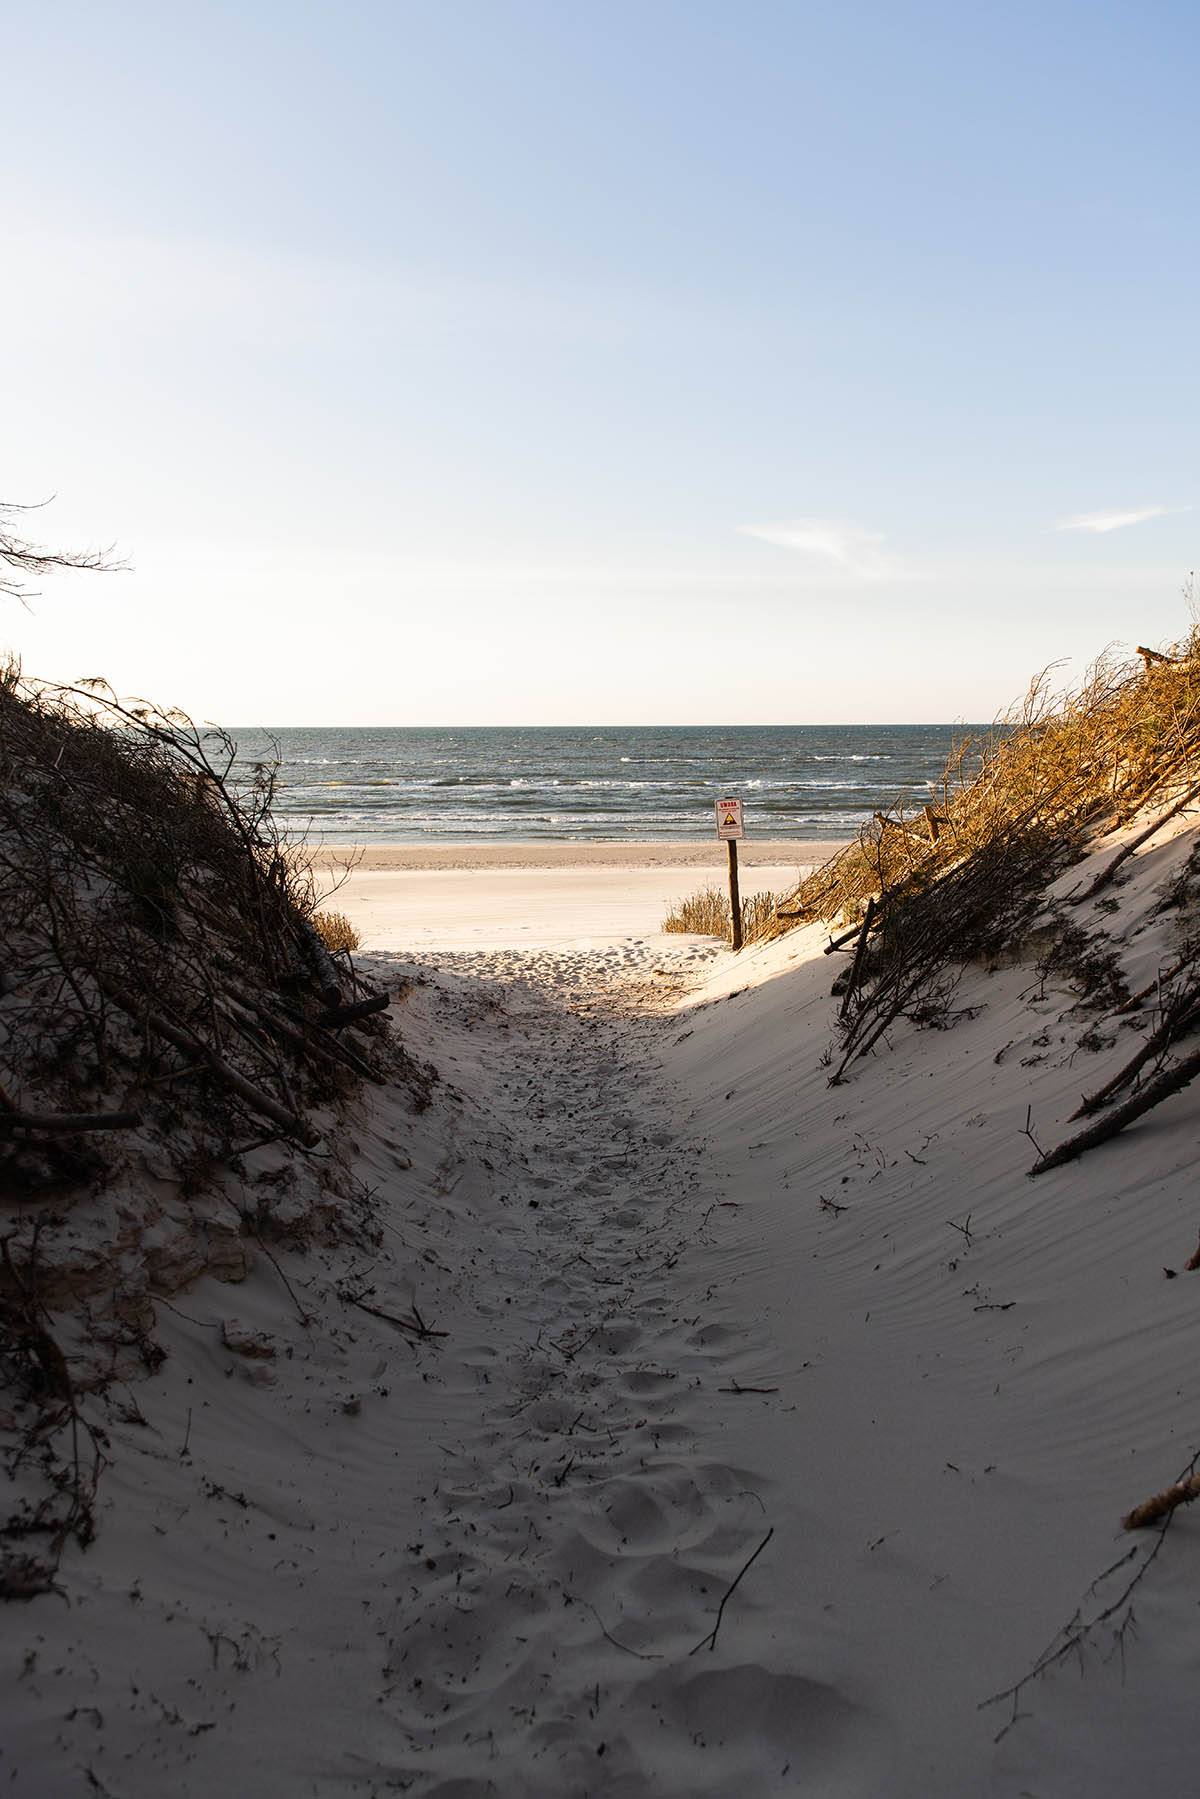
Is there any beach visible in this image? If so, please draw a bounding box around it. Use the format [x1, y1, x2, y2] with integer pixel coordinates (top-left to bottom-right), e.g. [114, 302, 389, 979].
[312, 838, 834, 950]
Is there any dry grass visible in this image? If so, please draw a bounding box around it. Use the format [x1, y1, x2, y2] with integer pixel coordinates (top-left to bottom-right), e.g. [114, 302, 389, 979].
[313, 909, 361, 953]
[753, 629, 1200, 1086]
[771, 631, 1200, 941]
[663, 885, 781, 943]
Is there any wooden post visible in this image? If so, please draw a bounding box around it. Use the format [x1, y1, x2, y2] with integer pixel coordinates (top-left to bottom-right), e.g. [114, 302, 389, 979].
[838, 895, 876, 1020]
[728, 838, 743, 952]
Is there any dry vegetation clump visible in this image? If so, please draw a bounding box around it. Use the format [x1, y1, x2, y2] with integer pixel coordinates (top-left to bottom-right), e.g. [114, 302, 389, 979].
[773, 631, 1200, 1090]
[0, 667, 432, 1591]
[663, 885, 781, 943]
[776, 634, 1200, 942]
[0, 665, 434, 1214]
[313, 909, 362, 953]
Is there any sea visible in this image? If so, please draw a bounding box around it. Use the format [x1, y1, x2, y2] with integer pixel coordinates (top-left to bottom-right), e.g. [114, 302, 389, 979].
[229, 724, 982, 844]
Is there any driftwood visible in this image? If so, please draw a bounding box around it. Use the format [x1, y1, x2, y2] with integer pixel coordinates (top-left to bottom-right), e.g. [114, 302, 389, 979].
[0, 1110, 141, 1134]
[319, 992, 389, 1029]
[1071, 781, 1200, 905]
[1031, 1043, 1200, 1175]
[100, 982, 321, 1148]
[1123, 1473, 1200, 1530]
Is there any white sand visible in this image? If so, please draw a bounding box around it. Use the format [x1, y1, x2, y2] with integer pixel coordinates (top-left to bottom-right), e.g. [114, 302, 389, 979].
[313, 839, 834, 949]
[7, 822, 1200, 1794]
[311, 837, 840, 872]
[318, 862, 807, 950]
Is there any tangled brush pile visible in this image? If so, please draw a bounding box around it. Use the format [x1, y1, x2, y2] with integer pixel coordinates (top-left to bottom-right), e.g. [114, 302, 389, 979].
[0, 668, 432, 1592]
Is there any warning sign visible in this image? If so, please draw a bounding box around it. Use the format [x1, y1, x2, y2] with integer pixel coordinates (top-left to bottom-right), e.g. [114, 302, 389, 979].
[715, 797, 745, 840]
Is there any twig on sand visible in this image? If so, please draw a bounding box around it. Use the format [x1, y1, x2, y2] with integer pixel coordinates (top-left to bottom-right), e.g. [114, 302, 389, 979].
[689, 1527, 774, 1655]
[567, 1591, 664, 1661]
[1020, 1106, 1046, 1163]
[980, 1448, 1199, 1737]
[345, 1294, 448, 1339]
[718, 1381, 779, 1394]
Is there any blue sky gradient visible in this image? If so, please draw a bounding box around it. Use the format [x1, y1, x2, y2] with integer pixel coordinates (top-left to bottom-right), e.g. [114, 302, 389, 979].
[5, 1, 1198, 722]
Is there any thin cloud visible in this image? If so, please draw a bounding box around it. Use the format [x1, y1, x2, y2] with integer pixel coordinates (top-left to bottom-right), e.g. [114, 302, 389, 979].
[1056, 504, 1186, 534]
[738, 518, 903, 579]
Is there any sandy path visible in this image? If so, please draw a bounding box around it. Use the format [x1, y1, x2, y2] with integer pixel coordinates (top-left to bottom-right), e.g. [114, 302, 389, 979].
[361, 940, 873, 1796]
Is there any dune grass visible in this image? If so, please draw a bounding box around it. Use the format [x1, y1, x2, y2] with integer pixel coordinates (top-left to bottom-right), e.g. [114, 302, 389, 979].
[313, 909, 361, 953]
[663, 884, 781, 943]
[770, 631, 1200, 940]
[761, 628, 1200, 1086]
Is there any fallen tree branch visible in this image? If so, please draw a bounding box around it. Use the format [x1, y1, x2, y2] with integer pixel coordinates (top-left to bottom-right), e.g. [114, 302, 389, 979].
[99, 981, 321, 1148]
[319, 992, 389, 1029]
[1071, 781, 1200, 905]
[236, 992, 383, 1084]
[1072, 984, 1200, 1119]
[1031, 1043, 1200, 1175]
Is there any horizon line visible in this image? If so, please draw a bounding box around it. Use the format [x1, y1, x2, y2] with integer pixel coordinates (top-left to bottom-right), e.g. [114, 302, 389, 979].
[227, 719, 993, 732]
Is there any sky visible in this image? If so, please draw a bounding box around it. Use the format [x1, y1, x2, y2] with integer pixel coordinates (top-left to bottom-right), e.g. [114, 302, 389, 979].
[4, 0, 1199, 725]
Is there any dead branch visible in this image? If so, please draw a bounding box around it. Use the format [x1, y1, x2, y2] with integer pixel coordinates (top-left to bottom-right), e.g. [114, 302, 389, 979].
[689, 1527, 774, 1655]
[344, 1294, 448, 1340]
[839, 896, 877, 1022]
[233, 993, 383, 1085]
[1031, 1043, 1200, 1175]
[99, 982, 321, 1147]
[1071, 781, 1200, 905]
[1123, 1473, 1200, 1530]
[0, 499, 125, 602]
[1072, 984, 1200, 1118]
[319, 992, 389, 1029]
